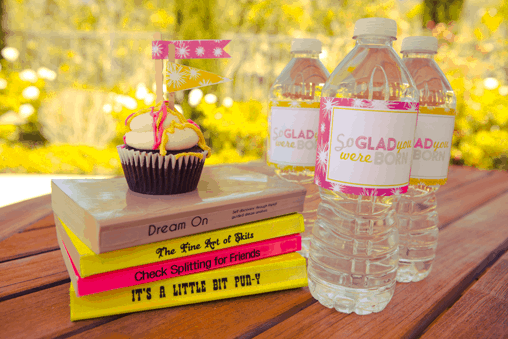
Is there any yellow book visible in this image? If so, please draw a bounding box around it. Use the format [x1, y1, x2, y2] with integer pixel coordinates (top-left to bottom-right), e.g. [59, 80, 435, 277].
[56, 213, 304, 277]
[70, 252, 307, 321]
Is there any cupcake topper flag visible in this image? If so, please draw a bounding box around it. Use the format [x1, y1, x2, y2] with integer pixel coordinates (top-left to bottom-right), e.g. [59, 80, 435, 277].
[152, 33, 231, 109]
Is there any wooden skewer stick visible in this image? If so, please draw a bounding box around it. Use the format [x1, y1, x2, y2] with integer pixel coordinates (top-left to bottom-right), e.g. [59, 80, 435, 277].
[166, 43, 175, 111]
[153, 32, 164, 103]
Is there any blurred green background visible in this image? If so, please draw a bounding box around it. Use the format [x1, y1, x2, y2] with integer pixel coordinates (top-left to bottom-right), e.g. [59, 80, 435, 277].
[0, 0, 506, 174]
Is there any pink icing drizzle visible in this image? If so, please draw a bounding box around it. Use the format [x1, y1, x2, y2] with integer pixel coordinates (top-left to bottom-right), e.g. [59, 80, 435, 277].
[126, 101, 190, 151]
[187, 119, 200, 129]
[125, 112, 136, 126]
[151, 102, 169, 150]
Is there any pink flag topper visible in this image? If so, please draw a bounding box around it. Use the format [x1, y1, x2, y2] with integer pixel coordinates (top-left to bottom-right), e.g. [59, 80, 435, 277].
[152, 40, 231, 60]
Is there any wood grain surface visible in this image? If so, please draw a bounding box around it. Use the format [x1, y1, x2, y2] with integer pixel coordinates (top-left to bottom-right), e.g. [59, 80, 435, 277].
[422, 251, 508, 339]
[0, 194, 52, 242]
[254, 192, 508, 339]
[0, 164, 506, 339]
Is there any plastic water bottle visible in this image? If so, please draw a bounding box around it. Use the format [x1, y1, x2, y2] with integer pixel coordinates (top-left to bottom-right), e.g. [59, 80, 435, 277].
[396, 36, 456, 282]
[308, 18, 419, 314]
[267, 38, 330, 258]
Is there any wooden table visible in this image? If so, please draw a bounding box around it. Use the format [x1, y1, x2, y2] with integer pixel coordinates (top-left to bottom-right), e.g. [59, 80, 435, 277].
[1, 164, 507, 338]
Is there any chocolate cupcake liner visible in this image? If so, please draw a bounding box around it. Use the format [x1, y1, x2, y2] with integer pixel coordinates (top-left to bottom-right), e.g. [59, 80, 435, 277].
[117, 145, 207, 195]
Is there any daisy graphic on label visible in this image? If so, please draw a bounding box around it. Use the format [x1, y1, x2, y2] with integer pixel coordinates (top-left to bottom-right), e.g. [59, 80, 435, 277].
[213, 47, 223, 57]
[361, 187, 378, 197]
[320, 97, 337, 120]
[331, 182, 346, 193]
[176, 42, 190, 59]
[152, 41, 163, 58]
[195, 46, 205, 57]
[199, 79, 213, 87]
[404, 101, 419, 112]
[390, 187, 403, 196]
[166, 63, 187, 90]
[188, 69, 200, 80]
[315, 141, 329, 173]
[351, 98, 365, 108]
[289, 101, 301, 108]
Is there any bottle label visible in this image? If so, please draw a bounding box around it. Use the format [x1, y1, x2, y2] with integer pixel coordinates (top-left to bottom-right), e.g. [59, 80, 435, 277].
[267, 101, 320, 171]
[315, 97, 419, 196]
[409, 107, 456, 186]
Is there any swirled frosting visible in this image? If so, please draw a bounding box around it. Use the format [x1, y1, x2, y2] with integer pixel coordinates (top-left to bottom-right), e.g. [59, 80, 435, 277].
[123, 101, 211, 158]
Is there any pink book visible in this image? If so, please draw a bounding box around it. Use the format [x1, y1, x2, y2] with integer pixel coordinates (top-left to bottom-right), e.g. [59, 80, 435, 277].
[63, 234, 301, 297]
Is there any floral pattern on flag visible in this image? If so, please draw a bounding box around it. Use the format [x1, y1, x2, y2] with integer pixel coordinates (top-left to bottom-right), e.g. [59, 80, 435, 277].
[152, 40, 231, 60]
[314, 97, 419, 197]
[165, 62, 230, 93]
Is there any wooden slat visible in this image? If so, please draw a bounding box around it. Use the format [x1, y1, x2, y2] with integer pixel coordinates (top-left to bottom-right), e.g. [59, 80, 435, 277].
[0, 194, 52, 241]
[0, 250, 68, 300]
[67, 288, 313, 339]
[0, 283, 312, 339]
[23, 213, 55, 232]
[252, 192, 508, 339]
[436, 170, 508, 228]
[0, 225, 58, 263]
[436, 165, 491, 194]
[421, 251, 508, 339]
[0, 283, 121, 339]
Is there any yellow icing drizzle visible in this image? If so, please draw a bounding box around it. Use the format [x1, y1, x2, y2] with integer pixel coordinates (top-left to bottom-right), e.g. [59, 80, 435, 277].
[174, 152, 205, 161]
[125, 101, 212, 158]
[158, 109, 211, 158]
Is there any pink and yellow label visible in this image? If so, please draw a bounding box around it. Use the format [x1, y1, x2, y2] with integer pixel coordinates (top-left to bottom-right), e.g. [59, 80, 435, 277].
[315, 97, 419, 196]
[267, 101, 320, 172]
[409, 106, 456, 186]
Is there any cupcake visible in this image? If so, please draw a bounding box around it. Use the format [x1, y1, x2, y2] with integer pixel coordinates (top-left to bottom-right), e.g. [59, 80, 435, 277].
[117, 101, 211, 195]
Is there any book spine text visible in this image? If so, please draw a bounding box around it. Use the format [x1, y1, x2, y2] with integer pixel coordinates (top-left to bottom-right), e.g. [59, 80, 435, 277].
[70, 253, 307, 321]
[70, 234, 301, 296]
[99, 194, 304, 253]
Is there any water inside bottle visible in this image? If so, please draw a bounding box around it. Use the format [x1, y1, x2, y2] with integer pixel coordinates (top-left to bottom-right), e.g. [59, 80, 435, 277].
[396, 51, 456, 282]
[308, 32, 418, 314]
[268, 48, 329, 257]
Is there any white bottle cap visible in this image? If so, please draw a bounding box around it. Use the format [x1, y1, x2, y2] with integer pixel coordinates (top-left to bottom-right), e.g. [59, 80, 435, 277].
[400, 36, 438, 54]
[291, 38, 322, 53]
[353, 18, 397, 39]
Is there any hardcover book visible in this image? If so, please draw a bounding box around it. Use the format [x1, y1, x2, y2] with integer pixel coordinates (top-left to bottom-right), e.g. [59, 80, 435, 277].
[51, 165, 306, 253]
[58, 224, 301, 296]
[69, 252, 307, 321]
[56, 213, 304, 277]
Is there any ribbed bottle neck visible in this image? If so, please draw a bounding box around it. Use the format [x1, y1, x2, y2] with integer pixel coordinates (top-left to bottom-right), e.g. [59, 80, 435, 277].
[355, 35, 395, 47]
[290, 52, 320, 59]
[402, 52, 435, 59]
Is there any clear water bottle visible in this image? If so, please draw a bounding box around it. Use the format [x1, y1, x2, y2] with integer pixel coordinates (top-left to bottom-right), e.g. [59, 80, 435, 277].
[308, 18, 419, 314]
[267, 38, 330, 258]
[396, 36, 456, 282]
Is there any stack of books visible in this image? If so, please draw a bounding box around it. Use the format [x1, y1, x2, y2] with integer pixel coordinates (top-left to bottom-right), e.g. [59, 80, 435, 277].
[51, 165, 309, 321]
